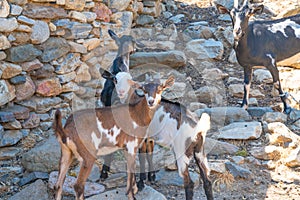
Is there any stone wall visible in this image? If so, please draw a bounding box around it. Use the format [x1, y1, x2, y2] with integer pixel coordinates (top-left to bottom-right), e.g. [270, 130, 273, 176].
[0, 0, 163, 148]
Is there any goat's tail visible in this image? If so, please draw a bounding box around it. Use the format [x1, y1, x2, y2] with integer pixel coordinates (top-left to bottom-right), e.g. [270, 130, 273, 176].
[196, 112, 211, 136]
[53, 109, 67, 143]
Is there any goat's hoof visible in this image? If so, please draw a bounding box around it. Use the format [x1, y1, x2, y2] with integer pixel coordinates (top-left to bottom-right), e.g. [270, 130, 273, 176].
[148, 172, 156, 183]
[100, 171, 109, 181]
[137, 180, 145, 191]
[284, 107, 292, 115]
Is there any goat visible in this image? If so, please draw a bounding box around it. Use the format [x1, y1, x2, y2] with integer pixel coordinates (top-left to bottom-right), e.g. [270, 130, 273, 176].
[53, 71, 175, 200]
[100, 29, 144, 106]
[99, 31, 156, 186]
[216, 0, 300, 113]
[111, 73, 213, 200]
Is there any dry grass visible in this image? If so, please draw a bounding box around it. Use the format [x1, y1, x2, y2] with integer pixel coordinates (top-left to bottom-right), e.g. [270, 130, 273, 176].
[212, 171, 235, 192]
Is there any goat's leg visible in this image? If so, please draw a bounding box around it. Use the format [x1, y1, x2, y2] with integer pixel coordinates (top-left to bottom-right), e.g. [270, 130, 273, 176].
[194, 141, 213, 200]
[126, 153, 138, 200]
[182, 165, 194, 200]
[137, 142, 147, 191]
[55, 145, 73, 200]
[241, 66, 253, 109]
[146, 138, 156, 183]
[100, 154, 113, 181]
[74, 156, 95, 200]
[268, 63, 292, 114]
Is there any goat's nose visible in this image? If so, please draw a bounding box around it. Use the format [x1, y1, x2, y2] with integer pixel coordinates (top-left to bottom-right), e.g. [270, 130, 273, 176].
[148, 99, 154, 106]
[118, 90, 125, 95]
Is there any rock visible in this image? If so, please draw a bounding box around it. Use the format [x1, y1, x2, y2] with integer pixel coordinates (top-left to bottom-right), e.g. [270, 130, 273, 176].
[0, 51, 6, 60]
[55, 53, 81, 75]
[0, 147, 20, 161]
[196, 85, 224, 106]
[21, 136, 60, 172]
[162, 82, 186, 100]
[0, 18, 18, 32]
[228, 49, 238, 63]
[218, 121, 262, 140]
[225, 162, 252, 179]
[0, 111, 15, 123]
[0, 130, 23, 147]
[2, 119, 22, 129]
[75, 63, 91, 83]
[228, 84, 265, 98]
[5, 44, 42, 63]
[69, 11, 87, 23]
[15, 76, 35, 101]
[87, 184, 166, 200]
[254, 69, 273, 83]
[247, 107, 274, 118]
[83, 38, 101, 51]
[23, 4, 68, 19]
[202, 68, 229, 81]
[266, 122, 300, 146]
[230, 156, 245, 165]
[184, 24, 215, 40]
[142, 2, 161, 17]
[73, 164, 100, 182]
[184, 39, 224, 61]
[140, 40, 175, 51]
[250, 145, 282, 160]
[22, 112, 40, 129]
[109, 0, 131, 11]
[57, 72, 76, 83]
[285, 147, 300, 167]
[65, 0, 86, 11]
[189, 102, 207, 112]
[110, 11, 133, 32]
[83, 12, 97, 23]
[19, 172, 49, 186]
[136, 15, 155, 26]
[64, 22, 93, 39]
[21, 59, 43, 72]
[7, 179, 49, 200]
[261, 160, 277, 170]
[30, 21, 50, 44]
[130, 51, 186, 68]
[17, 15, 35, 25]
[205, 138, 239, 155]
[68, 41, 87, 53]
[30, 63, 54, 79]
[0, 61, 22, 79]
[9, 75, 27, 85]
[169, 14, 185, 23]
[10, 4, 23, 16]
[262, 112, 287, 123]
[197, 107, 251, 129]
[2, 105, 30, 120]
[39, 37, 70, 62]
[0, 0, 10, 17]
[0, 34, 11, 50]
[94, 2, 112, 22]
[35, 78, 62, 97]
[0, 80, 15, 106]
[209, 160, 227, 173]
[34, 96, 62, 113]
[48, 171, 105, 197]
[9, 32, 30, 45]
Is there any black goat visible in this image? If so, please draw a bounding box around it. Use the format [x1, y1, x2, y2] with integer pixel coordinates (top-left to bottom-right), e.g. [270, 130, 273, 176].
[216, 0, 300, 113]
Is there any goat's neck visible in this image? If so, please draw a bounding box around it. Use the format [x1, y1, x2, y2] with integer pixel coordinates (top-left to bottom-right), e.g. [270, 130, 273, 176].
[117, 52, 130, 71]
[129, 96, 152, 126]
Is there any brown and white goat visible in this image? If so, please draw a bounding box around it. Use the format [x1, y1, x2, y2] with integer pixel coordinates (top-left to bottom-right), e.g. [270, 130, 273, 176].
[53, 71, 175, 200]
[110, 73, 213, 200]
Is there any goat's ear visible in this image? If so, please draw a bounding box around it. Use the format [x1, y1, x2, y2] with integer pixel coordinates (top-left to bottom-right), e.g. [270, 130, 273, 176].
[249, 4, 264, 15]
[128, 79, 141, 89]
[162, 75, 175, 89]
[108, 30, 120, 46]
[216, 4, 229, 14]
[101, 69, 115, 80]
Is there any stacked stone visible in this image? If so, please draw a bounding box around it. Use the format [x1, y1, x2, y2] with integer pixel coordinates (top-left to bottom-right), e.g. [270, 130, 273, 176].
[0, 0, 158, 162]
[136, 0, 162, 26]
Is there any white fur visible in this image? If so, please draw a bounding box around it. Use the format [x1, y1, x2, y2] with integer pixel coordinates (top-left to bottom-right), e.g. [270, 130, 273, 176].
[268, 19, 300, 38]
[91, 132, 102, 149]
[96, 119, 121, 145]
[126, 138, 138, 155]
[115, 72, 132, 101]
[132, 121, 138, 129]
[266, 54, 276, 67]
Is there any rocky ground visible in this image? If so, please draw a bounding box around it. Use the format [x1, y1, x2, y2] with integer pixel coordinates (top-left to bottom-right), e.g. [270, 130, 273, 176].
[1, 0, 300, 200]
